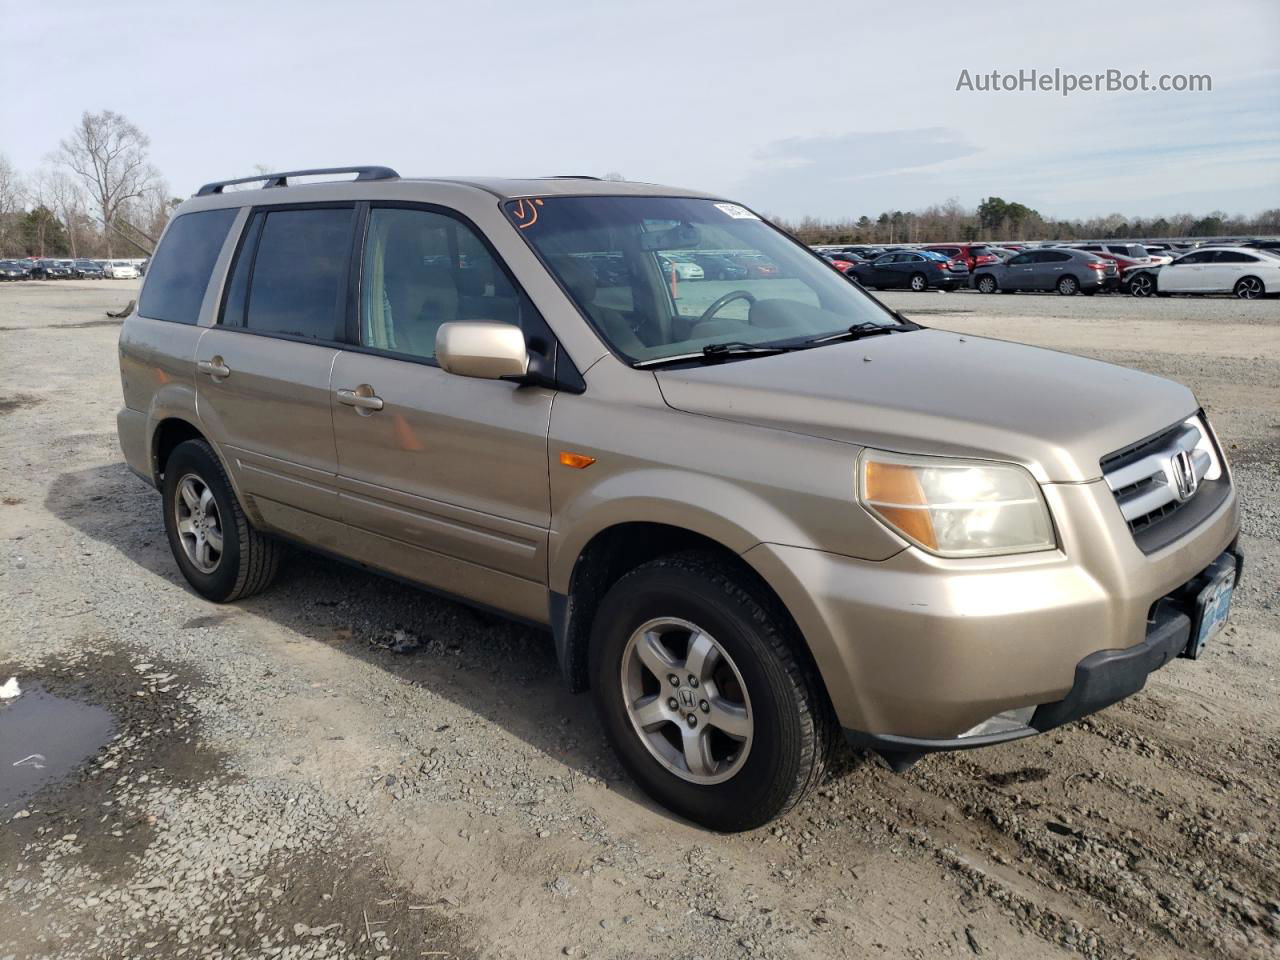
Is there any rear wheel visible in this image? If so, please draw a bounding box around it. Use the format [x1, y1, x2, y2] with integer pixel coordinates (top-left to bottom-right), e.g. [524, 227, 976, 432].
[909, 273, 927, 292]
[162, 439, 281, 603]
[976, 275, 998, 294]
[1057, 275, 1079, 296]
[1235, 276, 1264, 300]
[589, 553, 836, 831]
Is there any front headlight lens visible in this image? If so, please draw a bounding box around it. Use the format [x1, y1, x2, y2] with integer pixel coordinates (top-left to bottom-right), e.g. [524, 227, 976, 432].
[858, 451, 1056, 557]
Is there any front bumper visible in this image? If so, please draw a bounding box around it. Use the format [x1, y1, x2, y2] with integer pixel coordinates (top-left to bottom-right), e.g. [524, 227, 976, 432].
[743, 476, 1239, 742]
[845, 546, 1243, 765]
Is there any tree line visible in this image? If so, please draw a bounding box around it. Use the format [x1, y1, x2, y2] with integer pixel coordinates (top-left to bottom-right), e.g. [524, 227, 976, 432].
[0, 110, 179, 259]
[771, 196, 1280, 245]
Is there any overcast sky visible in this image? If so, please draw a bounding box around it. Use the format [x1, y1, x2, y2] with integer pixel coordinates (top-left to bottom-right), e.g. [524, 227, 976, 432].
[3, 0, 1277, 220]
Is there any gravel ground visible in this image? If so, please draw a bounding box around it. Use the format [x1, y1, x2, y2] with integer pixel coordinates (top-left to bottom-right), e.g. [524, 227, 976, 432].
[0, 279, 1277, 960]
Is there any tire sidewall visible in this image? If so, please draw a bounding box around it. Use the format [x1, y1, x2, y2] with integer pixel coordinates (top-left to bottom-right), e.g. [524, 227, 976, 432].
[162, 441, 243, 602]
[589, 564, 806, 831]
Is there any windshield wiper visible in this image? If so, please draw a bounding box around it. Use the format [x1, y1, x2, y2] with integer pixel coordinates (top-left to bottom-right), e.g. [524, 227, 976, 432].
[633, 340, 803, 369]
[805, 319, 920, 346]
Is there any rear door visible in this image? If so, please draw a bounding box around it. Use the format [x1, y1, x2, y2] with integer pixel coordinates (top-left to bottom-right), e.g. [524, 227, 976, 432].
[329, 203, 554, 623]
[1034, 250, 1072, 289]
[1202, 250, 1255, 291]
[195, 204, 355, 547]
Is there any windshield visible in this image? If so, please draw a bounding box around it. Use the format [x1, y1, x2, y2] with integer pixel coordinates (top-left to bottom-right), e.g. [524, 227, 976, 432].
[505, 195, 897, 363]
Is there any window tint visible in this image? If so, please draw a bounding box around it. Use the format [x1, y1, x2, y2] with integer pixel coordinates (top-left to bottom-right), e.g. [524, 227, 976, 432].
[138, 209, 237, 324]
[360, 206, 526, 360]
[1176, 251, 1210, 264]
[1042, 251, 1072, 263]
[1008, 253, 1032, 265]
[1213, 251, 1257, 263]
[244, 207, 353, 340]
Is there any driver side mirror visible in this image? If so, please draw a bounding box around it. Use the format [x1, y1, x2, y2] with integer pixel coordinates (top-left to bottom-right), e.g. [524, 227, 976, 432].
[436, 322, 529, 381]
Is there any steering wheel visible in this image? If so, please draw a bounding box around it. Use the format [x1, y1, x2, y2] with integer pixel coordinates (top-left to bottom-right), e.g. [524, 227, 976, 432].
[695, 290, 757, 326]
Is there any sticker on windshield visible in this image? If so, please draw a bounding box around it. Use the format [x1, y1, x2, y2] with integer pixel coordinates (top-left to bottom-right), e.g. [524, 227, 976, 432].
[713, 203, 759, 220]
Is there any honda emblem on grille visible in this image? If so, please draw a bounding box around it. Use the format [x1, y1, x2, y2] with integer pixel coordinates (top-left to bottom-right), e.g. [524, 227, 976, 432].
[1170, 449, 1198, 501]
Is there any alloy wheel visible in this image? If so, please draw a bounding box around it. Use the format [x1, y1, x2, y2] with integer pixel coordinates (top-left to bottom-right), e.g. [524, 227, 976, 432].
[1236, 277, 1263, 299]
[620, 617, 753, 785]
[174, 473, 224, 574]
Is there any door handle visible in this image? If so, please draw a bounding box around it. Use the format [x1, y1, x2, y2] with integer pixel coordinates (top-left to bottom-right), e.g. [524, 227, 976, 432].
[336, 387, 384, 412]
[198, 356, 230, 379]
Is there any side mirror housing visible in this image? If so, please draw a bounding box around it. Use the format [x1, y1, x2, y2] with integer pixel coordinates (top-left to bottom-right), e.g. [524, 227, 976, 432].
[435, 322, 529, 381]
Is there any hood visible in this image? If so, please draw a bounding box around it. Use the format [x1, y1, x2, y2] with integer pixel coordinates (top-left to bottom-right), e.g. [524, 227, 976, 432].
[654, 329, 1197, 482]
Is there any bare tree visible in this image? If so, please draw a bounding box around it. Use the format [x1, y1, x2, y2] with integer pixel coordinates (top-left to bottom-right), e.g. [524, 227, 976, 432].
[0, 154, 25, 256]
[56, 110, 157, 256]
[42, 169, 89, 258]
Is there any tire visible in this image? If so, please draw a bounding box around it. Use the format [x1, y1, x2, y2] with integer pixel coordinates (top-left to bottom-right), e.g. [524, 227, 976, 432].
[976, 274, 998, 294]
[161, 439, 280, 603]
[1234, 276, 1264, 300]
[1056, 275, 1079, 296]
[1129, 273, 1155, 297]
[589, 552, 837, 831]
[908, 273, 927, 292]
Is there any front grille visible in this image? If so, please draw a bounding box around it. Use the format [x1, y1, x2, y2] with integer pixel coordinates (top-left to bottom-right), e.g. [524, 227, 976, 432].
[1101, 417, 1219, 547]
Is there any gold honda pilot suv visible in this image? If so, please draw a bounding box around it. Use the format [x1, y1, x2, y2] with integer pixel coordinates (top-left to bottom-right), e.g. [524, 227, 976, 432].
[117, 167, 1242, 830]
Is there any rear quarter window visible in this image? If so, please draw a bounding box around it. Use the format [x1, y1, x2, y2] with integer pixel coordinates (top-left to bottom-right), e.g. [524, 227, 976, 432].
[138, 209, 238, 324]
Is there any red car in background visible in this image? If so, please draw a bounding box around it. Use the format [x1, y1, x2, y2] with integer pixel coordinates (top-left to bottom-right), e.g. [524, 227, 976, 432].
[1069, 242, 1155, 274]
[923, 243, 1000, 272]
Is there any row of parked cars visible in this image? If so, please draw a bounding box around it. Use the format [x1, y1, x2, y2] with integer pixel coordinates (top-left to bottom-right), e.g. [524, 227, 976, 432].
[814, 239, 1280, 299]
[0, 257, 143, 281]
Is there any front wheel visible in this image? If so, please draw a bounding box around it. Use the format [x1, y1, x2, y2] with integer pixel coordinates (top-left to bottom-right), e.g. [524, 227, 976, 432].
[162, 439, 281, 603]
[908, 273, 927, 292]
[589, 554, 836, 831]
[1235, 276, 1264, 300]
[1129, 273, 1155, 297]
[976, 275, 998, 294]
[1057, 275, 1079, 296]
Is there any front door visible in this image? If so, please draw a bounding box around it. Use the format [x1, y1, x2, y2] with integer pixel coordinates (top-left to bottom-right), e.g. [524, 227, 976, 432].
[331, 204, 554, 622]
[195, 204, 355, 547]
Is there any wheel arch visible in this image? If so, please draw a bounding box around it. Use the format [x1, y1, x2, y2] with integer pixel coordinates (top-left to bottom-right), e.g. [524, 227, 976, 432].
[151, 416, 208, 485]
[551, 521, 821, 701]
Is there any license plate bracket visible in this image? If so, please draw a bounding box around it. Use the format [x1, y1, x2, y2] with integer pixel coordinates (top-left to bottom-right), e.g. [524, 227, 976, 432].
[1184, 568, 1235, 659]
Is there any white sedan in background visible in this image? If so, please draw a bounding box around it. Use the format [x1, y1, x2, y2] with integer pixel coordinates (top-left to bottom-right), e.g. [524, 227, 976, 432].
[103, 260, 140, 279]
[1130, 247, 1280, 299]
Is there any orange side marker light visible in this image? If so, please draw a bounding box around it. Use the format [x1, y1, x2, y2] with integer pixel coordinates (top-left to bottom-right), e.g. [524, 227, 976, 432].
[559, 451, 596, 470]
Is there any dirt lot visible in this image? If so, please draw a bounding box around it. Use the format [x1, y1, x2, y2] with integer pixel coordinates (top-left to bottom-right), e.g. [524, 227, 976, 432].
[1, 279, 1277, 960]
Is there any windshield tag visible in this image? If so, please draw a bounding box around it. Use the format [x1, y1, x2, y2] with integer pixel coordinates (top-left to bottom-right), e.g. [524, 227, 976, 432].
[713, 203, 759, 220]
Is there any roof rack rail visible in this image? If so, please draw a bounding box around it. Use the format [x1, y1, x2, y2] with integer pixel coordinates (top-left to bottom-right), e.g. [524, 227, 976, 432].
[195, 165, 400, 197]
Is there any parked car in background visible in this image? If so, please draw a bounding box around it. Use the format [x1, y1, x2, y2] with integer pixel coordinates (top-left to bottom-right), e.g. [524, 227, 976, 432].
[972, 248, 1117, 295]
[849, 250, 969, 291]
[658, 255, 704, 281]
[691, 254, 749, 280]
[733, 253, 780, 278]
[0, 260, 30, 280]
[922, 243, 1000, 272]
[1127, 247, 1279, 299]
[818, 252, 866, 275]
[104, 260, 141, 279]
[72, 258, 106, 279]
[29, 259, 73, 280]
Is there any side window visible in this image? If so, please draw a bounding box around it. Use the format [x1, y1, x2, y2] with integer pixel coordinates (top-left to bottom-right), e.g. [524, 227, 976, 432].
[1008, 253, 1031, 265]
[138, 208, 237, 324]
[361, 206, 525, 360]
[1043, 251, 1072, 263]
[242, 207, 353, 340]
[1177, 251, 1208, 264]
[1214, 251, 1255, 263]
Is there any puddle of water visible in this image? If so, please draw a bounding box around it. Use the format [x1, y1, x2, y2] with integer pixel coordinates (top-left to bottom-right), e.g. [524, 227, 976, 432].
[0, 685, 116, 811]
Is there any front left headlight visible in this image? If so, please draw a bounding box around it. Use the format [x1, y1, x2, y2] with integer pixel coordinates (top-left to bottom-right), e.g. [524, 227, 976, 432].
[857, 450, 1056, 558]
